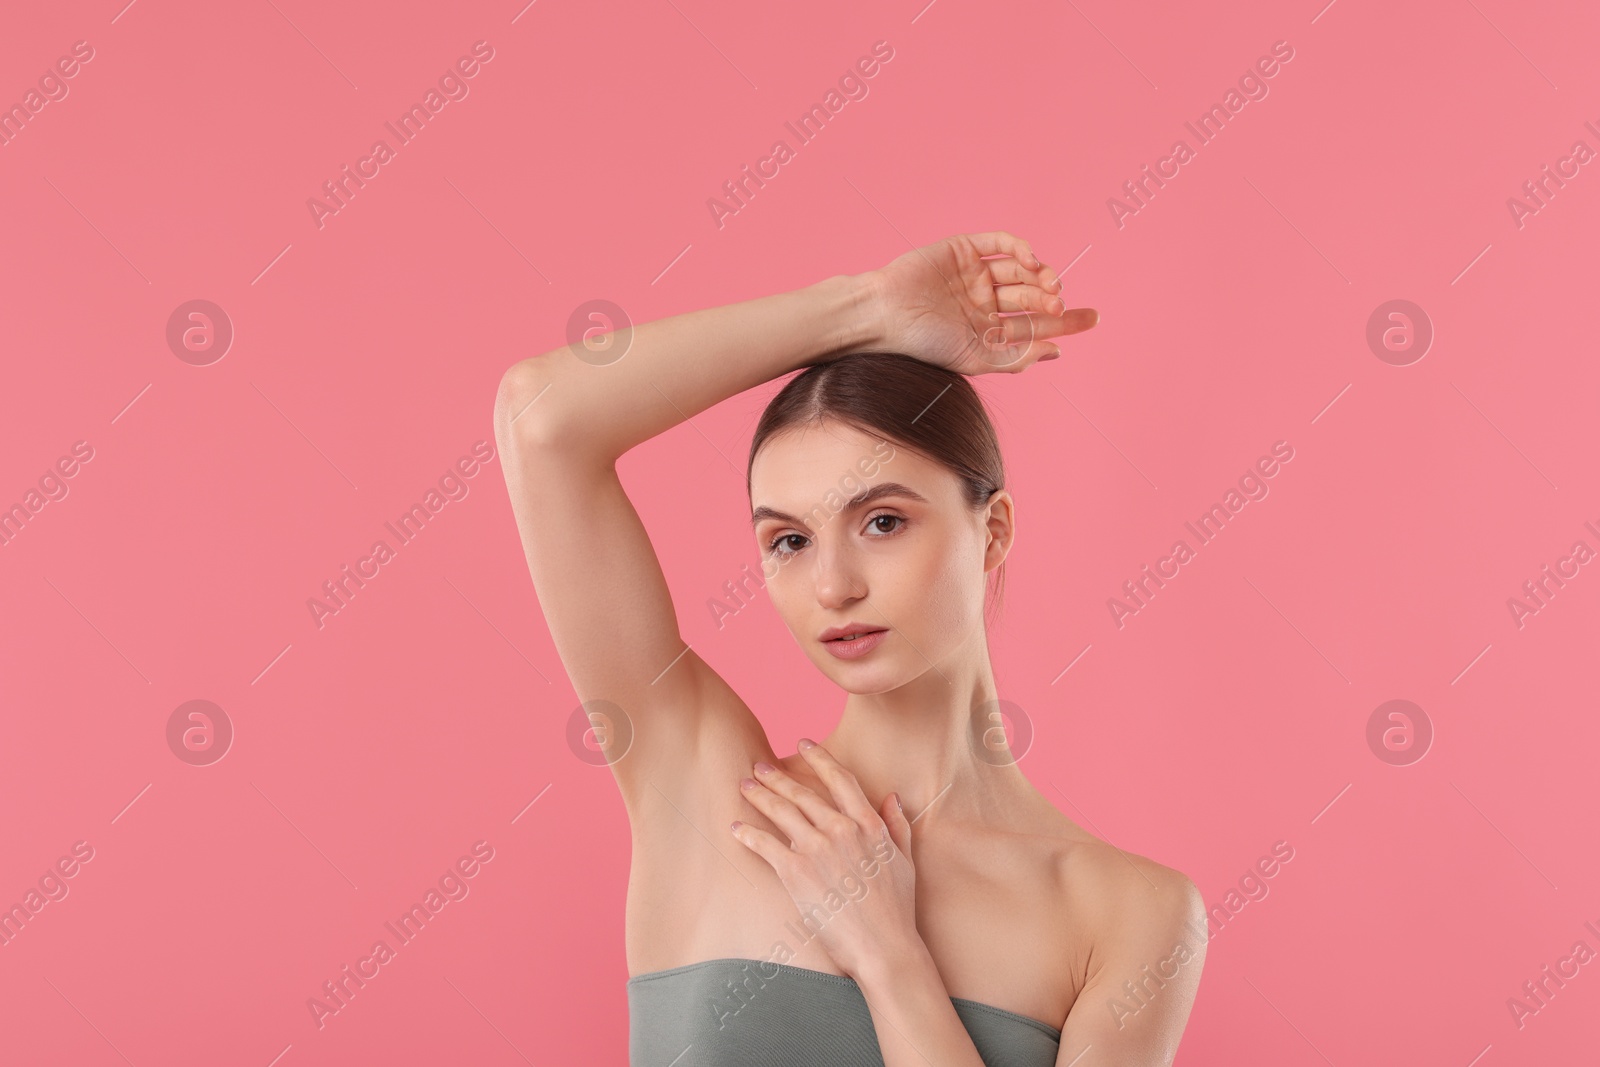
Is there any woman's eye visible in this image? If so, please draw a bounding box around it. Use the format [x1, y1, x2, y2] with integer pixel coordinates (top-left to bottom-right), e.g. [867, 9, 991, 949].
[768, 533, 806, 556]
[868, 514, 903, 535]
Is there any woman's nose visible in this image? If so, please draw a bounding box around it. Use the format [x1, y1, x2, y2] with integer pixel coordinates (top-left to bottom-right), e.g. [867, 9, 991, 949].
[812, 541, 865, 608]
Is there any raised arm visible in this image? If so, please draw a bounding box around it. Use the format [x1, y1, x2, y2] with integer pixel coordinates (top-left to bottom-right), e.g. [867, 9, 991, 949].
[491, 270, 882, 805]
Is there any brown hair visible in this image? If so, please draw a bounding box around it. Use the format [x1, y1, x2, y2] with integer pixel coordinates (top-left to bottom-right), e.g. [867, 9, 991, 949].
[746, 351, 1008, 624]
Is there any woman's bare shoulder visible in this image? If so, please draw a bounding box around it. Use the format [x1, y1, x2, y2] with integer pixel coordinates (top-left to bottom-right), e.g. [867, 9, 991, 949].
[980, 791, 1198, 932]
[1030, 801, 1204, 946]
[919, 793, 1201, 1020]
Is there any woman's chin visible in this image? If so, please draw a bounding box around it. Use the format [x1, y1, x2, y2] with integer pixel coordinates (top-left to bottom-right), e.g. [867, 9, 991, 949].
[818, 661, 907, 696]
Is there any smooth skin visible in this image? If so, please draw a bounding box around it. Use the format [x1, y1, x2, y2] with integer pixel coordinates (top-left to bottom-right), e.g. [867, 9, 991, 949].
[494, 231, 1206, 1066]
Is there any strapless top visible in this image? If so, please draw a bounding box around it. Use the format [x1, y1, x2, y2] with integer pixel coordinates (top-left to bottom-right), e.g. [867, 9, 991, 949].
[627, 957, 1062, 1066]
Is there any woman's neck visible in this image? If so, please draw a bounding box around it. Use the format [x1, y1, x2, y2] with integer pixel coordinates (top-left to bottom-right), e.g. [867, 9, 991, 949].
[820, 638, 1029, 826]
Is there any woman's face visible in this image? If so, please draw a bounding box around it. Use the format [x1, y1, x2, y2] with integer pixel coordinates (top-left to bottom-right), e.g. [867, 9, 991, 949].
[749, 420, 1011, 693]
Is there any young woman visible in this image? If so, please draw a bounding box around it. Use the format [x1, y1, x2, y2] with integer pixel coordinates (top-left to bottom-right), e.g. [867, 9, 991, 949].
[493, 231, 1206, 1066]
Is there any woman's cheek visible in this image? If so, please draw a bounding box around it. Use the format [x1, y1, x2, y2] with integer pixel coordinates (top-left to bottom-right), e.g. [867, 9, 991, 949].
[916, 554, 982, 647]
[764, 579, 802, 635]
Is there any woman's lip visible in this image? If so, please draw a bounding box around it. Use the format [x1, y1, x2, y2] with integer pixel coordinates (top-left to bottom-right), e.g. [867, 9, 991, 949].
[818, 625, 887, 642]
[822, 629, 888, 660]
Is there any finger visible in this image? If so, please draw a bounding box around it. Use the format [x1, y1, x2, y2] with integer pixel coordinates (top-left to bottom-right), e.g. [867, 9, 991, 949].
[795, 740, 879, 829]
[988, 311, 1046, 349]
[965, 230, 1039, 268]
[750, 762, 847, 833]
[1057, 307, 1100, 334]
[880, 792, 913, 861]
[977, 322, 1058, 371]
[730, 819, 794, 869]
[985, 257, 1062, 292]
[741, 774, 830, 849]
[994, 284, 1066, 316]
[991, 308, 1098, 342]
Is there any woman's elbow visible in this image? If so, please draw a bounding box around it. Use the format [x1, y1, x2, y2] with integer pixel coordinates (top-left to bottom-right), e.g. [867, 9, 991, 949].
[493, 357, 561, 452]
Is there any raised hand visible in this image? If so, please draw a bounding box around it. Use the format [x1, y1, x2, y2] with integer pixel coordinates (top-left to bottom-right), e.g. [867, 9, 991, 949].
[861, 230, 1098, 375]
[730, 739, 920, 981]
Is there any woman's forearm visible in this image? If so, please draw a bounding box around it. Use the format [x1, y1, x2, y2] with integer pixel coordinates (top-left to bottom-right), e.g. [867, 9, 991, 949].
[498, 272, 881, 462]
[855, 941, 988, 1067]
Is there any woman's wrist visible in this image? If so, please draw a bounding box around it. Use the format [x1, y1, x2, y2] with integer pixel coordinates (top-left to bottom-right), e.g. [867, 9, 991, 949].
[814, 270, 886, 361]
[850, 930, 936, 990]
[854, 937, 991, 1066]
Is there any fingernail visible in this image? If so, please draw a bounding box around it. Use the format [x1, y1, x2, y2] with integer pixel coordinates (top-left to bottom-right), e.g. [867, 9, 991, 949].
[1049, 297, 1065, 315]
[741, 777, 758, 791]
[894, 793, 903, 813]
[797, 738, 816, 750]
[754, 761, 775, 775]
[1041, 352, 1060, 361]
[730, 820, 742, 832]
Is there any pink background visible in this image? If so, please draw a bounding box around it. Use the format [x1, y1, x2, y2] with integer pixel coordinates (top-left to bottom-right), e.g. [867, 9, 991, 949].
[2, 0, 1597, 1063]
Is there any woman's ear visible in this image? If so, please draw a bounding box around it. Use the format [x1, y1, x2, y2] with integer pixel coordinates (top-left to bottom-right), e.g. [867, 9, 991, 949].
[982, 490, 1015, 572]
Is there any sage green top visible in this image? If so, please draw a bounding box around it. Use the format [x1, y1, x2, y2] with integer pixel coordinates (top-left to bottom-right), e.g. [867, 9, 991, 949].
[628, 957, 1062, 1066]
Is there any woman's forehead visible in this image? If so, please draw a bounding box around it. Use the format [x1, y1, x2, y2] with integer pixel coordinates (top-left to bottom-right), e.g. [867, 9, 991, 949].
[750, 424, 950, 510]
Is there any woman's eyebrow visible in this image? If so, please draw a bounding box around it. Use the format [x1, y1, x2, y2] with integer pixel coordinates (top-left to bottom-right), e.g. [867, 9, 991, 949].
[750, 482, 929, 527]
